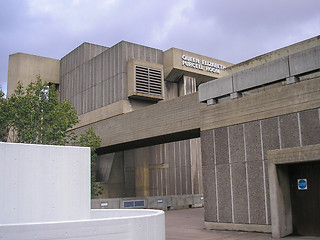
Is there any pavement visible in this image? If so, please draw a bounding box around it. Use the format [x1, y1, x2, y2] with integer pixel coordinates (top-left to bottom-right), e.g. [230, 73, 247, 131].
[165, 207, 320, 240]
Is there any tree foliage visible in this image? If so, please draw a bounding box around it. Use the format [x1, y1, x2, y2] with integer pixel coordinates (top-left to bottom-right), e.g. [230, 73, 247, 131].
[74, 127, 103, 196]
[1, 76, 79, 144]
[0, 76, 103, 196]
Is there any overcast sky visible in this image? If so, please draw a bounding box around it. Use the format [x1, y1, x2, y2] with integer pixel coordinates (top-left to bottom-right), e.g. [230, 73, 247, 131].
[0, 0, 319, 94]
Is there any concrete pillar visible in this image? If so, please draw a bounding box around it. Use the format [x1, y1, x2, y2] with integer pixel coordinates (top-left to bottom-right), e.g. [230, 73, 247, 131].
[178, 75, 196, 96]
[96, 152, 125, 198]
[269, 163, 292, 238]
[135, 148, 150, 197]
[286, 76, 299, 85]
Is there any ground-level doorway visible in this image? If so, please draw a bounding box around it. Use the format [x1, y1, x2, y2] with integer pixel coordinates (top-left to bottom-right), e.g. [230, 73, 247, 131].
[289, 161, 320, 237]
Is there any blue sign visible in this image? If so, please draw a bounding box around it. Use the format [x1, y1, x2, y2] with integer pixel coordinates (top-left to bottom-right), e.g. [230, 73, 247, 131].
[297, 179, 307, 190]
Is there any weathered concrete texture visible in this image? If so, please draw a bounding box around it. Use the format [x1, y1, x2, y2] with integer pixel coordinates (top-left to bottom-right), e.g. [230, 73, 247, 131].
[74, 92, 202, 151]
[60, 41, 163, 115]
[60, 42, 107, 77]
[244, 121, 262, 162]
[289, 45, 320, 76]
[233, 57, 289, 92]
[201, 77, 320, 131]
[267, 144, 320, 238]
[109, 138, 203, 199]
[231, 163, 249, 223]
[229, 125, 245, 163]
[163, 47, 232, 84]
[201, 79, 320, 234]
[216, 164, 232, 223]
[261, 117, 280, 160]
[300, 108, 320, 146]
[202, 166, 217, 222]
[199, 38, 320, 103]
[227, 35, 320, 75]
[279, 113, 300, 149]
[247, 161, 266, 225]
[7, 53, 60, 96]
[214, 127, 229, 165]
[200, 130, 214, 167]
[198, 76, 233, 102]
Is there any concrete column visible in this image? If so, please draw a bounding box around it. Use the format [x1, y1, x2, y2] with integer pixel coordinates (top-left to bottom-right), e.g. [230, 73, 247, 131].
[135, 148, 150, 197]
[178, 75, 196, 96]
[269, 163, 292, 238]
[286, 76, 299, 85]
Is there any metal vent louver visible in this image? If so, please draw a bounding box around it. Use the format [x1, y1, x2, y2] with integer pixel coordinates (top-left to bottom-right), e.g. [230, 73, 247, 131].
[135, 65, 162, 97]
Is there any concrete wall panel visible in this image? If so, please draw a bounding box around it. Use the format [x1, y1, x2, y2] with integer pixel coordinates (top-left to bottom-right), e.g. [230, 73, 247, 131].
[300, 108, 320, 146]
[214, 127, 229, 165]
[233, 57, 289, 92]
[289, 45, 320, 76]
[231, 163, 249, 224]
[279, 113, 300, 148]
[247, 161, 266, 225]
[0, 142, 90, 224]
[229, 125, 245, 163]
[216, 164, 232, 223]
[202, 166, 217, 222]
[201, 130, 214, 167]
[244, 121, 262, 162]
[261, 117, 280, 160]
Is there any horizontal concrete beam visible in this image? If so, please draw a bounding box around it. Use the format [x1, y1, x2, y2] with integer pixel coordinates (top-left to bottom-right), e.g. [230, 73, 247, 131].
[268, 143, 320, 165]
[233, 57, 289, 92]
[198, 75, 233, 102]
[91, 194, 204, 210]
[199, 45, 320, 102]
[289, 45, 320, 76]
[201, 77, 320, 131]
[73, 93, 202, 153]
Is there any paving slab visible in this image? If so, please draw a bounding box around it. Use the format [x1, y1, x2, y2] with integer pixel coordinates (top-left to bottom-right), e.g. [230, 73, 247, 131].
[165, 208, 320, 240]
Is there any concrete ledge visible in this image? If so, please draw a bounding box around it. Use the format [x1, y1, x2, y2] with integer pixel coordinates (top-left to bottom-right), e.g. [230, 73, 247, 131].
[198, 76, 233, 102]
[201, 77, 320, 131]
[233, 57, 289, 92]
[289, 45, 320, 76]
[91, 194, 204, 210]
[268, 143, 320, 165]
[205, 221, 271, 233]
[71, 100, 133, 129]
[199, 43, 320, 103]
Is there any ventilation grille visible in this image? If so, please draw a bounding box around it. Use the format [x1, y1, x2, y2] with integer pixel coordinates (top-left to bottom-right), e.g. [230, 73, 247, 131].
[135, 65, 162, 97]
[123, 200, 145, 208]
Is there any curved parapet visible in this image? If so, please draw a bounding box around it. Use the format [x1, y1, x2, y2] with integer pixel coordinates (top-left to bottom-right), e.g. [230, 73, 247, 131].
[0, 143, 165, 240]
[0, 209, 165, 240]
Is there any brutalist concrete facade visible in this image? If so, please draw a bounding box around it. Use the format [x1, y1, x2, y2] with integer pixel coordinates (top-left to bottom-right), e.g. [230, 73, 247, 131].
[199, 37, 320, 238]
[6, 35, 320, 238]
[57, 41, 231, 201]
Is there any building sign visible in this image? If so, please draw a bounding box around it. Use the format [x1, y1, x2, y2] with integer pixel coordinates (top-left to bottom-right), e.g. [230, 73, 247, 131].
[297, 179, 307, 190]
[181, 55, 226, 74]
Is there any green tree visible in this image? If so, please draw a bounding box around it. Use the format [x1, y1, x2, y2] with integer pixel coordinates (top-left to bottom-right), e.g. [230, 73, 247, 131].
[0, 77, 103, 196]
[74, 127, 103, 196]
[0, 87, 10, 142]
[1, 76, 79, 144]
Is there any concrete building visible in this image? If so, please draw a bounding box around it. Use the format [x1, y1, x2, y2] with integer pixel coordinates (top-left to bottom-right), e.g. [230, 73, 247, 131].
[6, 35, 320, 238]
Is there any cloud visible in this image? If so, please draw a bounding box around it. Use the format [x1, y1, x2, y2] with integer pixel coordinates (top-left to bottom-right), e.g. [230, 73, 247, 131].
[0, 0, 319, 94]
[149, 0, 195, 45]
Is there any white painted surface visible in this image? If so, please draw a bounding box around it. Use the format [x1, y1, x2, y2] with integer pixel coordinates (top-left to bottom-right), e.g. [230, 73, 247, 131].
[0, 209, 165, 240]
[0, 142, 165, 240]
[0, 142, 91, 224]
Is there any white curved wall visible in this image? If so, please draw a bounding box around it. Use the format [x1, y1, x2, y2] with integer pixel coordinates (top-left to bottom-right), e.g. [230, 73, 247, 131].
[0, 209, 165, 240]
[0, 142, 165, 240]
[0, 142, 91, 224]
